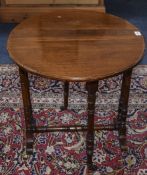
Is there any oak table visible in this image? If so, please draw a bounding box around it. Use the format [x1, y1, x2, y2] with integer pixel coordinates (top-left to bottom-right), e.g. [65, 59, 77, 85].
[7, 10, 145, 171]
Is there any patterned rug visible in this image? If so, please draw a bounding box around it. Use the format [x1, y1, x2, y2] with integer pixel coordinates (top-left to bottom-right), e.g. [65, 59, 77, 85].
[0, 65, 147, 175]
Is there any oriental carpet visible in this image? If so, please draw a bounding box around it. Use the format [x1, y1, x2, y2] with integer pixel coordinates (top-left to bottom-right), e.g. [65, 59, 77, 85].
[0, 65, 147, 175]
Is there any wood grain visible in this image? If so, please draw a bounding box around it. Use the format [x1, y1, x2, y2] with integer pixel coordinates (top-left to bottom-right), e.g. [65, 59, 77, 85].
[7, 10, 145, 82]
[0, 7, 105, 23]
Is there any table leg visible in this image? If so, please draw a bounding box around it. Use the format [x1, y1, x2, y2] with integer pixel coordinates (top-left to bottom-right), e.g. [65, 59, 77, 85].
[19, 67, 34, 154]
[64, 81, 69, 110]
[86, 81, 98, 170]
[61, 81, 69, 110]
[118, 69, 132, 151]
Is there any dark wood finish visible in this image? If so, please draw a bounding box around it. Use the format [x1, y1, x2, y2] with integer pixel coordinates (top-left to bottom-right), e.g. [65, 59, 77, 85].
[7, 10, 145, 171]
[118, 69, 133, 151]
[30, 124, 117, 133]
[19, 67, 34, 154]
[0, 0, 6, 6]
[63, 81, 69, 110]
[60, 81, 69, 111]
[7, 10, 144, 82]
[86, 81, 98, 170]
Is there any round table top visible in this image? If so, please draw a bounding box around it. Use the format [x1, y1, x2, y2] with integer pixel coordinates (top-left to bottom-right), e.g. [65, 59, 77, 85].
[7, 10, 145, 82]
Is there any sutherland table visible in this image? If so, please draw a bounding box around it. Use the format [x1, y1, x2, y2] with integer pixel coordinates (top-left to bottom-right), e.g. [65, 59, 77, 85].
[7, 10, 145, 170]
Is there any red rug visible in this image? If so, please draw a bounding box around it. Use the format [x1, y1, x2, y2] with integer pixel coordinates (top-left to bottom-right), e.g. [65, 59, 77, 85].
[0, 65, 147, 175]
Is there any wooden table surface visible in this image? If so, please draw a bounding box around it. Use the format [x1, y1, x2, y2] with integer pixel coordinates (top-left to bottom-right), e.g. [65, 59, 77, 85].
[7, 10, 145, 82]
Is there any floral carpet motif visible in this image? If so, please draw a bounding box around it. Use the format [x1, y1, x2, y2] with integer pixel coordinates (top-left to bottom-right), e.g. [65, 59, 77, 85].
[0, 65, 147, 175]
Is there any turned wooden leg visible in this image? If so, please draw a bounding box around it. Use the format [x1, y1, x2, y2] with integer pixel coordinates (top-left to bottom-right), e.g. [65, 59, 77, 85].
[118, 69, 132, 151]
[19, 67, 34, 154]
[61, 81, 69, 110]
[64, 81, 69, 110]
[86, 81, 98, 170]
